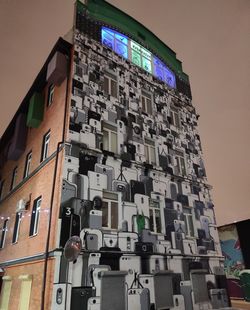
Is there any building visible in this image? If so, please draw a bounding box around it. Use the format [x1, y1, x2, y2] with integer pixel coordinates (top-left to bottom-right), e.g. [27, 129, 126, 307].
[0, 0, 230, 309]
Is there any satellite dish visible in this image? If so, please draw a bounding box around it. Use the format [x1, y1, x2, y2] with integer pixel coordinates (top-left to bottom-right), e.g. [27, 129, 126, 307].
[64, 236, 82, 262]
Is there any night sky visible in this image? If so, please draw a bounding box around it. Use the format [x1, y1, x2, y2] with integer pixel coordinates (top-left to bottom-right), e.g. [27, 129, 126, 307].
[0, 0, 249, 225]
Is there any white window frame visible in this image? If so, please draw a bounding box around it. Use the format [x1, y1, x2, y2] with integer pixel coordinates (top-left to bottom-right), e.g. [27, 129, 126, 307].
[183, 207, 196, 238]
[102, 192, 119, 230]
[29, 197, 42, 237]
[103, 73, 118, 98]
[102, 123, 117, 154]
[170, 109, 181, 128]
[12, 212, 22, 244]
[47, 84, 55, 107]
[144, 138, 156, 165]
[140, 91, 152, 114]
[175, 151, 186, 176]
[149, 200, 163, 234]
[0, 219, 9, 249]
[23, 151, 32, 179]
[10, 167, 18, 191]
[41, 130, 50, 162]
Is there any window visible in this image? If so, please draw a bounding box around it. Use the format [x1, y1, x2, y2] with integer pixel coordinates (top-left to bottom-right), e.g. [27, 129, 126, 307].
[102, 192, 118, 230]
[10, 167, 18, 191]
[102, 123, 117, 153]
[131, 40, 152, 73]
[183, 207, 195, 237]
[0, 219, 9, 249]
[101, 27, 128, 59]
[103, 74, 117, 98]
[0, 276, 12, 309]
[144, 138, 156, 165]
[149, 200, 162, 234]
[153, 57, 176, 88]
[41, 130, 50, 162]
[18, 275, 32, 310]
[170, 109, 181, 128]
[12, 212, 22, 244]
[23, 151, 32, 179]
[0, 180, 4, 200]
[29, 197, 42, 236]
[175, 151, 186, 176]
[101, 27, 176, 89]
[141, 91, 152, 114]
[47, 84, 55, 106]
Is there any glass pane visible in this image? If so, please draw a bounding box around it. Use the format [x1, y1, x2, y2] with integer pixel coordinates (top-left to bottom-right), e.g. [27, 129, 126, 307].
[183, 207, 191, 214]
[103, 76, 109, 95]
[188, 215, 194, 237]
[110, 79, 117, 98]
[111, 202, 118, 229]
[155, 209, 161, 233]
[103, 130, 109, 151]
[164, 67, 176, 88]
[111, 132, 117, 153]
[142, 57, 152, 73]
[149, 209, 154, 232]
[180, 157, 186, 176]
[150, 146, 156, 165]
[101, 28, 115, 50]
[145, 145, 149, 162]
[154, 65, 164, 81]
[141, 96, 146, 112]
[141, 47, 151, 60]
[131, 50, 141, 67]
[131, 40, 141, 53]
[115, 33, 128, 45]
[146, 98, 152, 115]
[115, 41, 128, 58]
[102, 201, 109, 227]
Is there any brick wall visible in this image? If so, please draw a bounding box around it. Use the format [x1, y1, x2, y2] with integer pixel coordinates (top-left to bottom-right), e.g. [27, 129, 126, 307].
[2, 258, 55, 310]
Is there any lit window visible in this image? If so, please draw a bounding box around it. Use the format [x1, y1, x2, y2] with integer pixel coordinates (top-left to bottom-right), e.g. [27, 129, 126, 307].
[0, 219, 9, 249]
[0, 180, 4, 200]
[102, 192, 118, 229]
[41, 130, 50, 162]
[10, 167, 18, 191]
[149, 200, 162, 233]
[183, 207, 195, 237]
[141, 91, 152, 114]
[131, 40, 152, 73]
[29, 197, 42, 236]
[175, 151, 186, 176]
[12, 212, 22, 244]
[144, 138, 156, 165]
[101, 27, 176, 89]
[0, 276, 12, 309]
[23, 151, 32, 179]
[170, 109, 180, 128]
[153, 57, 176, 88]
[103, 74, 117, 98]
[102, 123, 117, 153]
[47, 84, 55, 106]
[102, 27, 128, 58]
